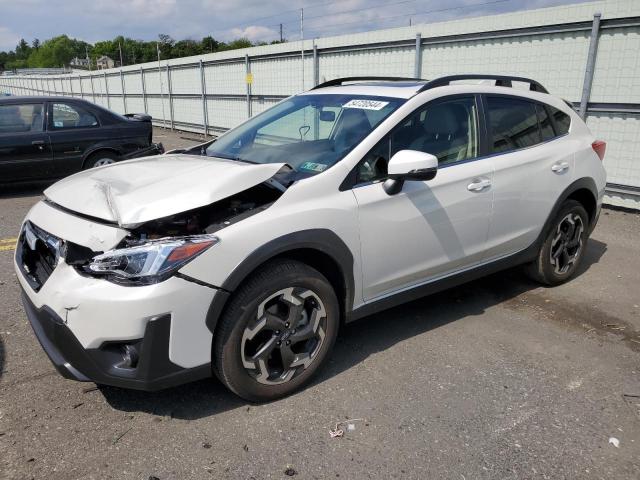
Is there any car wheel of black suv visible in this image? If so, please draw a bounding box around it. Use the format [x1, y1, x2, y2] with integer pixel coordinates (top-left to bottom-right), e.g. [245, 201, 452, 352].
[84, 151, 119, 169]
[526, 200, 589, 286]
[214, 260, 339, 402]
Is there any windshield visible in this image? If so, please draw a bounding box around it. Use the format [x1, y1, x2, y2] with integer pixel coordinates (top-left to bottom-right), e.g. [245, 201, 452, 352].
[206, 94, 405, 178]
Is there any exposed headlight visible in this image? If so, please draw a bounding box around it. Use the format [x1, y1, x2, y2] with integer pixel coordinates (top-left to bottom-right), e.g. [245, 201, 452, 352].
[86, 234, 219, 284]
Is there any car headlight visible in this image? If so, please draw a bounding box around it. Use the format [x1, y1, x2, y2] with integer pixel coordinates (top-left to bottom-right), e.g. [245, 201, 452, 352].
[86, 234, 219, 285]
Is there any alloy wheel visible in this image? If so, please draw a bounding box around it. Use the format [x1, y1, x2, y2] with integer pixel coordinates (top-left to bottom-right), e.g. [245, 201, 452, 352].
[549, 213, 584, 275]
[241, 287, 327, 385]
[93, 158, 116, 167]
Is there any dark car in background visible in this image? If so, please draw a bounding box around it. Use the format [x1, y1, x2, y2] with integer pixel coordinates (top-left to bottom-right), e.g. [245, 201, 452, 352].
[0, 96, 161, 184]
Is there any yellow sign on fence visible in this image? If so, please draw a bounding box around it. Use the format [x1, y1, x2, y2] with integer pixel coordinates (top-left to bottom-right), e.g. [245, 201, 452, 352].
[246, 73, 253, 85]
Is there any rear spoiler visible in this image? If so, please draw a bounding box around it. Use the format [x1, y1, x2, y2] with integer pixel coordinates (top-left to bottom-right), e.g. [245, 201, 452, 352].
[124, 113, 152, 122]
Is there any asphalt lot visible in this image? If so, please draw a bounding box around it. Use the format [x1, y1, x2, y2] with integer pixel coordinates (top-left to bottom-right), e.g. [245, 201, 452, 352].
[1, 128, 639, 479]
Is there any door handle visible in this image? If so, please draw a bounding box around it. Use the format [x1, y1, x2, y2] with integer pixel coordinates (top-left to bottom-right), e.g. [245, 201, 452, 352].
[467, 178, 491, 192]
[32, 140, 45, 150]
[551, 161, 570, 173]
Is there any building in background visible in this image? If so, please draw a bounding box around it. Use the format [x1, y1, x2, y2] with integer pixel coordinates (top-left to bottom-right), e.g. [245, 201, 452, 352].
[70, 56, 91, 70]
[96, 56, 114, 70]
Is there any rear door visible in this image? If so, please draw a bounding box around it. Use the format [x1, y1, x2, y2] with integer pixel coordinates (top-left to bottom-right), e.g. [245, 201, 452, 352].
[482, 95, 575, 260]
[47, 101, 103, 177]
[0, 102, 52, 181]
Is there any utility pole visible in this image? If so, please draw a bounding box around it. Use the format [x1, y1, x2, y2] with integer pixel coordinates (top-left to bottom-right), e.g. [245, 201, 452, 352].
[300, 8, 304, 91]
[86, 45, 91, 70]
[280, 23, 283, 42]
[119, 42, 124, 67]
[157, 42, 167, 128]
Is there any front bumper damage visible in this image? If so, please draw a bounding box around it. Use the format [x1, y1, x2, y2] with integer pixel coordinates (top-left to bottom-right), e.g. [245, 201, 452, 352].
[21, 293, 211, 390]
[14, 201, 221, 391]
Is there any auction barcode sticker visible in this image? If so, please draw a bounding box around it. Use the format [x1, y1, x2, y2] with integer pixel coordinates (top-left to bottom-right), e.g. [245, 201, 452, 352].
[343, 99, 389, 111]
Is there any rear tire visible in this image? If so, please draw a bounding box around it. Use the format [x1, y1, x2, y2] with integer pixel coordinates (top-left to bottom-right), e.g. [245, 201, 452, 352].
[84, 151, 118, 169]
[213, 260, 339, 402]
[525, 200, 589, 286]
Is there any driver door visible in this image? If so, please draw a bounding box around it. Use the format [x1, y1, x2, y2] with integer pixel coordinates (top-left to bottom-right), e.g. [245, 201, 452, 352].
[350, 95, 494, 301]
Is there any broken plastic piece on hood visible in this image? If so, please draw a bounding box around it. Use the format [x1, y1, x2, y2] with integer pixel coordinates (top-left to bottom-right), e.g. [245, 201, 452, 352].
[43, 154, 288, 226]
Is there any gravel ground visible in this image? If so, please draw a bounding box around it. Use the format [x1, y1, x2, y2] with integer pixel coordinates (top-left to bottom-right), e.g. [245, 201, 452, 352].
[0, 128, 639, 480]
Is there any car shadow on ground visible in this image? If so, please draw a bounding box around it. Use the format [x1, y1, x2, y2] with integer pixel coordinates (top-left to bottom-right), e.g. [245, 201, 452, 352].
[101, 239, 607, 420]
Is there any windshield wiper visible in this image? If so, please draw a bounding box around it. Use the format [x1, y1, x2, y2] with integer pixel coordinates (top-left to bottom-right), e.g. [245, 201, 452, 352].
[232, 157, 258, 164]
[207, 151, 258, 164]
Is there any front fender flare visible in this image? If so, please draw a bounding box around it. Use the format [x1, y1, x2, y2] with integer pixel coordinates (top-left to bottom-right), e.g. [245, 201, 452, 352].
[205, 229, 355, 334]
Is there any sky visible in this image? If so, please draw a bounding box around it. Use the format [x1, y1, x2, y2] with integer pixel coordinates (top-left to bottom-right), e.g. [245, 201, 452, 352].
[0, 0, 591, 51]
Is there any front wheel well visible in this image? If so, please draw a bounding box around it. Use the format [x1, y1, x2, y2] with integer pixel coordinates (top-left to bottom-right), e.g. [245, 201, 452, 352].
[566, 188, 597, 226]
[273, 249, 348, 324]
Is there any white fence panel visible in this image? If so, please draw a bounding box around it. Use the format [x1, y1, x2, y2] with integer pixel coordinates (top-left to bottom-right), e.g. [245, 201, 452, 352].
[1, 0, 640, 207]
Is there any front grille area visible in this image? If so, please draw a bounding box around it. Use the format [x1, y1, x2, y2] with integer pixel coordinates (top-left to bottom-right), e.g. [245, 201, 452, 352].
[16, 221, 63, 292]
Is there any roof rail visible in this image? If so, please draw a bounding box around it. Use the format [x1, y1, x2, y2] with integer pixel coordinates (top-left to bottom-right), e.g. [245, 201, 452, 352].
[418, 74, 548, 94]
[311, 76, 426, 90]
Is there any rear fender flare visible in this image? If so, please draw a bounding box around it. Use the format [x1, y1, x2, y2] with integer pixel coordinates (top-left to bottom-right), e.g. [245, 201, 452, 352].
[528, 177, 599, 258]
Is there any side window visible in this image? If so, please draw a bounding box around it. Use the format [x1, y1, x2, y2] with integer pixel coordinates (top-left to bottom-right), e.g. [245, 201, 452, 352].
[356, 134, 391, 184]
[355, 97, 479, 184]
[393, 97, 478, 165]
[549, 106, 571, 135]
[487, 96, 541, 153]
[536, 105, 555, 141]
[51, 103, 98, 129]
[0, 104, 44, 134]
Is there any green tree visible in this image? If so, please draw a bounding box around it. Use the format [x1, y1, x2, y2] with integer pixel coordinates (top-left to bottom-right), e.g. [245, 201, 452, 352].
[171, 39, 202, 58]
[15, 39, 31, 59]
[157, 34, 174, 60]
[222, 38, 252, 51]
[26, 35, 89, 67]
[0, 33, 256, 72]
[201, 36, 221, 53]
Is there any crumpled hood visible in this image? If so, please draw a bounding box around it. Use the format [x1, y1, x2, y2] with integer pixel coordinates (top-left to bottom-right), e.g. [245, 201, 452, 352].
[44, 154, 286, 226]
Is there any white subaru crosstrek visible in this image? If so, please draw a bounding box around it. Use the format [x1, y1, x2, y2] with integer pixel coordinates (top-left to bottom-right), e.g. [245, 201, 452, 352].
[15, 75, 607, 402]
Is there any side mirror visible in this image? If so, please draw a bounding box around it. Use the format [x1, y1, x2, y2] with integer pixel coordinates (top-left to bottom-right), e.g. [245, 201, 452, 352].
[319, 110, 336, 122]
[383, 150, 438, 195]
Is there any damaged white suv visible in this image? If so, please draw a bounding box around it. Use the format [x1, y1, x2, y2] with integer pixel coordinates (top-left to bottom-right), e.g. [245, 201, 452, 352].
[16, 75, 607, 401]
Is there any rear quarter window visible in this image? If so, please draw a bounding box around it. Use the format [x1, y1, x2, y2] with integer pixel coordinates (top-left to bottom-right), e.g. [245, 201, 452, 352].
[536, 105, 555, 141]
[549, 106, 571, 135]
[486, 96, 541, 153]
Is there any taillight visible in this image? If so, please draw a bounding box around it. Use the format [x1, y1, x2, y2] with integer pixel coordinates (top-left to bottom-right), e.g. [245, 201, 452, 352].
[592, 140, 606, 161]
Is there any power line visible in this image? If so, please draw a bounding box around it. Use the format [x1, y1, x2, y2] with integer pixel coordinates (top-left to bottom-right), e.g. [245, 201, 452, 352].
[271, 0, 418, 28]
[229, 0, 366, 26]
[288, 0, 512, 37]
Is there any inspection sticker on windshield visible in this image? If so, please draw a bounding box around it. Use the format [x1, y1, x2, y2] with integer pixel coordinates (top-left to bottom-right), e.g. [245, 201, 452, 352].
[343, 99, 389, 111]
[300, 162, 328, 173]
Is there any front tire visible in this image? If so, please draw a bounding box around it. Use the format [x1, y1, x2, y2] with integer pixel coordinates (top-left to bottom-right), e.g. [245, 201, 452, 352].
[525, 200, 589, 285]
[213, 260, 339, 402]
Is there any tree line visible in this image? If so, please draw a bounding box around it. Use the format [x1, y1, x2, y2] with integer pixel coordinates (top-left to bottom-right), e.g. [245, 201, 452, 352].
[0, 34, 284, 71]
